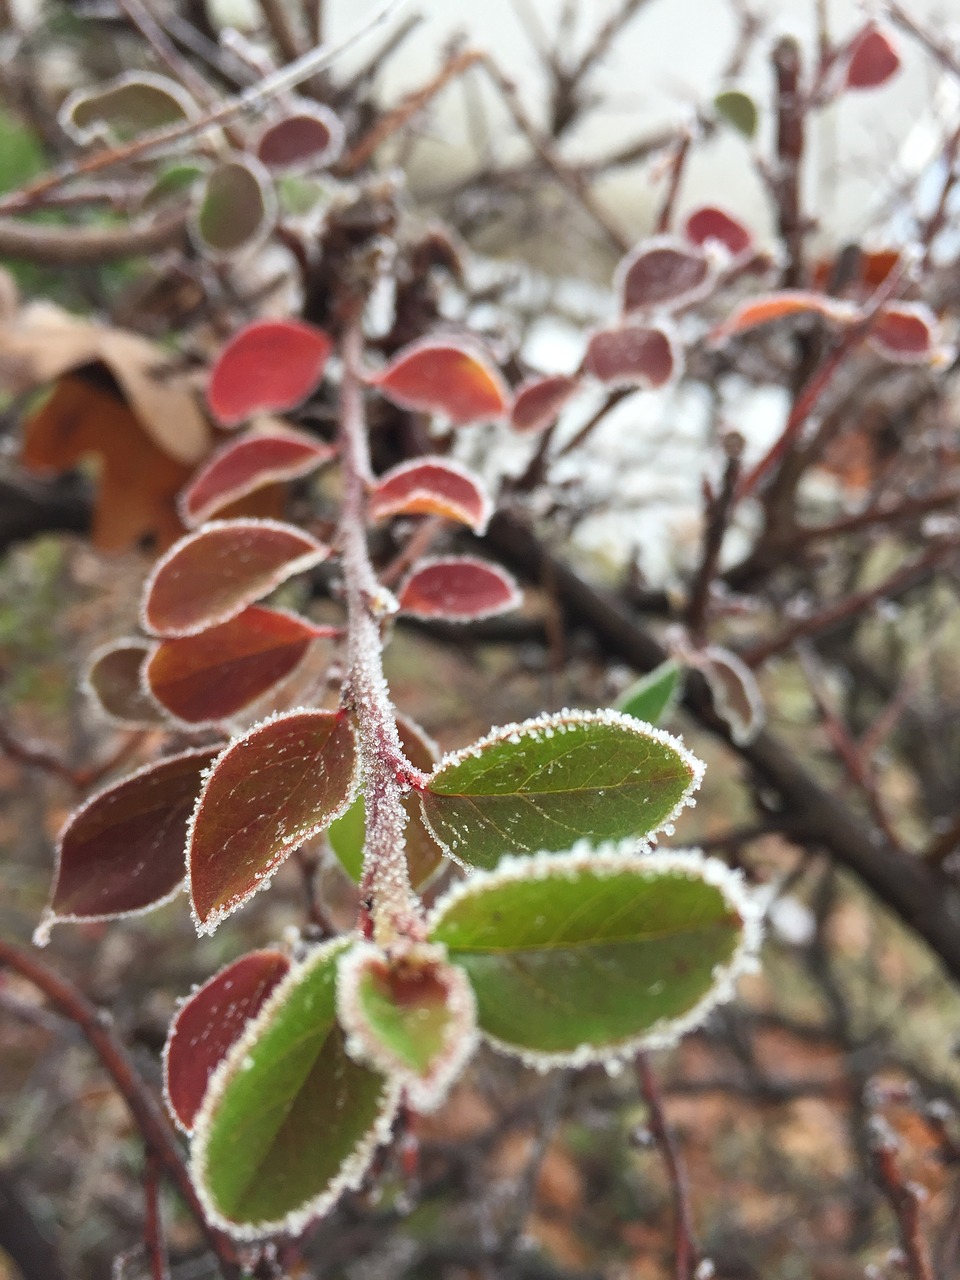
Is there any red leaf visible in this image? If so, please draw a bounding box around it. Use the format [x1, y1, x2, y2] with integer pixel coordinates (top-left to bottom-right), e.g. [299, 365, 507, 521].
[616, 236, 713, 315]
[163, 949, 291, 1132]
[256, 104, 344, 172]
[708, 290, 857, 344]
[83, 639, 165, 727]
[142, 518, 329, 637]
[37, 748, 218, 940]
[145, 606, 322, 725]
[683, 206, 752, 258]
[845, 23, 901, 90]
[397, 557, 521, 622]
[179, 429, 335, 528]
[583, 324, 680, 389]
[510, 375, 580, 434]
[369, 458, 492, 533]
[372, 339, 511, 425]
[208, 320, 334, 427]
[188, 710, 357, 932]
[868, 303, 939, 363]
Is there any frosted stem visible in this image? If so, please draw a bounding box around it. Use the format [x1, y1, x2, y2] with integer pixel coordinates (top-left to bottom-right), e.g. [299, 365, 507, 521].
[338, 323, 426, 945]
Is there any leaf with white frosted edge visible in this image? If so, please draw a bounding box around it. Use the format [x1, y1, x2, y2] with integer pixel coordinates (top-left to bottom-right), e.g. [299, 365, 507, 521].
[371, 338, 511, 425]
[397, 557, 522, 623]
[428, 848, 761, 1069]
[207, 322, 334, 427]
[616, 661, 683, 726]
[693, 646, 764, 747]
[336, 942, 477, 1113]
[683, 207, 752, 259]
[583, 324, 681, 390]
[510, 375, 581, 434]
[163, 949, 291, 1133]
[83, 639, 166, 727]
[187, 709, 357, 934]
[419, 710, 703, 872]
[868, 303, 949, 365]
[256, 103, 345, 173]
[192, 155, 277, 260]
[708, 291, 857, 346]
[190, 938, 399, 1238]
[141, 519, 329, 638]
[369, 458, 492, 534]
[615, 236, 713, 316]
[35, 747, 219, 945]
[59, 71, 197, 145]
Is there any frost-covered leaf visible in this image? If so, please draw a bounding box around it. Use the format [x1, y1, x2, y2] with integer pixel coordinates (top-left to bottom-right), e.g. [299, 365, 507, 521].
[510, 375, 580, 434]
[328, 715, 442, 890]
[190, 939, 397, 1237]
[141, 518, 329, 637]
[208, 320, 334, 427]
[83, 639, 165, 727]
[844, 22, 901, 90]
[420, 710, 703, 871]
[59, 72, 196, 145]
[256, 104, 345, 173]
[187, 710, 357, 933]
[397, 557, 521, 623]
[616, 660, 683, 726]
[179, 429, 335, 527]
[337, 942, 476, 1112]
[145, 606, 321, 725]
[192, 156, 277, 259]
[868, 303, 943, 364]
[708, 290, 857, 344]
[713, 89, 758, 137]
[164, 949, 291, 1133]
[371, 339, 511, 425]
[370, 458, 492, 533]
[617, 237, 712, 315]
[584, 324, 680, 389]
[429, 849, 758, 1067]
[36, 748, 218, 943]
[683, 206, 752, 258]
[694, 646, 764, 746]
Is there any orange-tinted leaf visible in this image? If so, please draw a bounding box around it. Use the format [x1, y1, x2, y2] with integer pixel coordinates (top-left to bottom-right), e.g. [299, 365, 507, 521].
[145, 606, 322, 725]
[510, 375, 580, 434]
[179, 429, 335, 527]
[192, 156, 277, 258]
[84, 639, 165, 727]
[142, 518, 329, 637]
[708, 290, 857, 344]
[36, 748, 218, 942]
[208, 320, 334, 427]
[397, 557, 521, 622]
[188, 710, 357, 933]
[256, 104, 345, 173]
[163, 949, 291, 1132]
[20, 374, 193, 552]
[372, 339, 511, 425]
[869, 303, 940, 363]
[845, 22, 901, 90]
[616, 236, 712, 315]
[583, 324, 680, 389]
[683, 206, 752, 257]
[369, 458, 492, 533]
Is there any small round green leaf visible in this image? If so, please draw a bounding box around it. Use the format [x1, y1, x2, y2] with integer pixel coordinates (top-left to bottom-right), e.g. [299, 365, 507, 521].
[714, 90, 758, 139]
[616, 661, 682, 726]
[191, 939, 398, 1238]
[429, 849, 759, 1069]
[192, 155, 277, 259]
[419, 710, 703, 871]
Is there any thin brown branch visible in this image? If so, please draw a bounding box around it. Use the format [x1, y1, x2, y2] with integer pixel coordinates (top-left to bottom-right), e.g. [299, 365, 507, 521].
[0, 208, 187, 265]
[637, 1053, 699, 1280]
[685, 432, 743, 644]
[870, 1112, 936, 1280]
[143, 1152, 171, 1280]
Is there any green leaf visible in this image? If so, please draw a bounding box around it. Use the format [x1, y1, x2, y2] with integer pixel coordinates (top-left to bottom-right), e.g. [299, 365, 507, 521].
[337, 942, 476, 1112]
[714, 90, 758, 138]
[192, 156, 277, 258]
[616, 661, 682, 725]
[419, 710, 703, 871]
[429, 850, 758, 1068]
[191, 939, 398, 1238]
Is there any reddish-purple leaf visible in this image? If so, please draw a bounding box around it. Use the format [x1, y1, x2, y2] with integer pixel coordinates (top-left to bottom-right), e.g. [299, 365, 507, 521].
[397, 557, 521, 622]
[844, 22, 901, 90]
[188, 710, 357, 933]
[371, 339, 511, 425]
[583, 324, 680, 389]
[83, 639, 165, 727]
[510, 375, 581, 434]
[708, 290, 857, 344]
[163, 949, 291, 1132]
[369, 458, 492, 533]
[145, 606, 323, 725]
[868, 303, 939, 363]
[256, 104, 344, 173]
[36, 748, 218, 940]
[616, 236, 713, 315]
[683, 206, 752, 258]
[208, 320, 334, 427]
[179, 429, 336, 528]
[141, 518, 329, 638]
